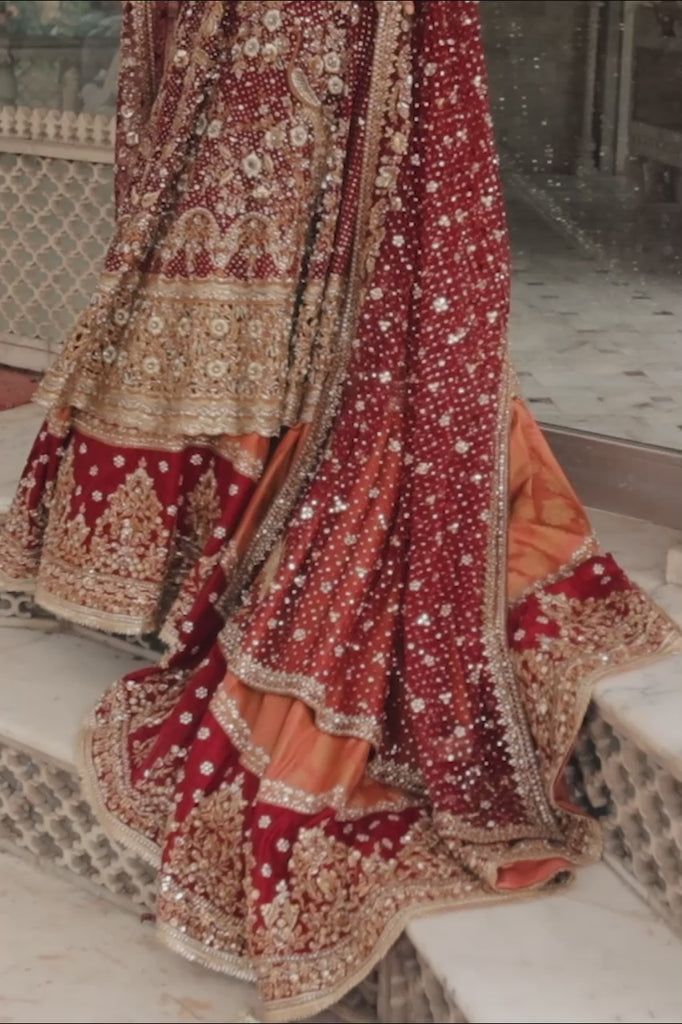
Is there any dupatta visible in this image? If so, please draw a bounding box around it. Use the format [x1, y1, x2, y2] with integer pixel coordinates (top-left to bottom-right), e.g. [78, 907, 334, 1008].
[78, 3, 678, 1021]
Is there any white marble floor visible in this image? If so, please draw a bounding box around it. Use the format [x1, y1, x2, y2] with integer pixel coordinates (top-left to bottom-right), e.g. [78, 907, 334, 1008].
[0, 852, 254, 1024]
[408, 861, 682, 1024]
[507, 191, 682, 452]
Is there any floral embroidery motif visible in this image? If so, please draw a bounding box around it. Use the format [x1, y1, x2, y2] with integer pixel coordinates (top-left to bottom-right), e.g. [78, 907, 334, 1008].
[83, 553, 677, 1017]
[509, 556, 681, 792]
[36, 450, 171, 630]
[1, 421, 262, 636]
[160, 780, 250, 962]
[88, 463, 170, 583]
[186, 468, 221, 553]
[0, 460, 58, 583]
[36, 1, 360, 439]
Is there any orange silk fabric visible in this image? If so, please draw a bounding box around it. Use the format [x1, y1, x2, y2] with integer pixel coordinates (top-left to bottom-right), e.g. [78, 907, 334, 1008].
[507, 398, 592, 603]
[213, 398, 588, 892]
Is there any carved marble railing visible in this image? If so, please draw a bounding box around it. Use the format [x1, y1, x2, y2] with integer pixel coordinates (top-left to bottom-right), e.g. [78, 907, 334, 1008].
[0, 104, 114, 161]
[0, 87, 115, 370]
[0, 120, 114, 371]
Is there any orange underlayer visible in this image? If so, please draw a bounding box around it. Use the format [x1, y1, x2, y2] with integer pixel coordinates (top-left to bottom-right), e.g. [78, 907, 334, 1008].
[217, 397, 594, 893]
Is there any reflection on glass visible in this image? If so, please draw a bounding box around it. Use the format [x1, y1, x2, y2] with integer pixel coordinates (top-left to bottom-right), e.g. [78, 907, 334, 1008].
[482, 0, 682, 451]
[0, 0, 121, 116]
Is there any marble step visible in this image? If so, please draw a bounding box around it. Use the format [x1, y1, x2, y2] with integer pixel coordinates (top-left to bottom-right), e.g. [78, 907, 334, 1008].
[0, 849, 255, 1024]
[0, 622, 681, 1023]
[0, 333, 54, 375]
[407, 861, 682, 1024]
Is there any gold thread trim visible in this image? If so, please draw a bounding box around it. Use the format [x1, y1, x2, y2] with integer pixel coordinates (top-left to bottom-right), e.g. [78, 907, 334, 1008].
[509, 534, 601, 610]
[37, 391, 299, 441]
[211, 687, 271, 776]
[485, 360, 560, 834]
[157, 919, 257, 983]
[73, 411, 266, 481]
[212, 686, 420, 818]
[77, 707, 163, 868]
[219, 621, 381, 746]
[34, 585, 158, 637]
[98, 271, 328, 303]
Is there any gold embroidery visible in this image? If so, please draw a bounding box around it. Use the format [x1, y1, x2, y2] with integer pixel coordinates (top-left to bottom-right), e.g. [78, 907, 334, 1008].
[0, 462, 56, 584]
[159, 208, 222, 275]
[40, 446, 89, 568]
[36, 1, 361, 440]
[155, 782, 560, 1020]
[510, 534, 600, 610]
[157, 466, 223, 644]
[211, 687, 421, 817]
[186, 468, 221, 552]
[159, 780, 251, 962]
[160, 538, 243, 653]
[366, 753, 425, 797]
[1, 404, 268, 634]
[74, 410, 265, 481]
[160, 550, 224, 652]
[258, 777, 418, 818]
[39, 274, 338, 438]
[512, 584, 681, 791]
[219, 620, 382, 745]
[213, 0, 410, 622]
[91, 462, 169, 581]
[86, 666, 186, 849]
[484, 362, 559, 834]
[46, 408, 70, 438]
[211, 687, 271, 776]
[35, 453, 170, 633]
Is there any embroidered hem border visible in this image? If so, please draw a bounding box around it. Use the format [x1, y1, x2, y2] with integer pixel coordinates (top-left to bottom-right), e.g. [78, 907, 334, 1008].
[34, 584, 159, 637]
[77, 602, 681, 1022]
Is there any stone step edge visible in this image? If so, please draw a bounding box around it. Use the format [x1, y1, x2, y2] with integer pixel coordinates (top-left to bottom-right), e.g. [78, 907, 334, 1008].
[1, 625, 681, 946]
[2, 725, 678, 1024]
[405, 859, 682, 1024]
